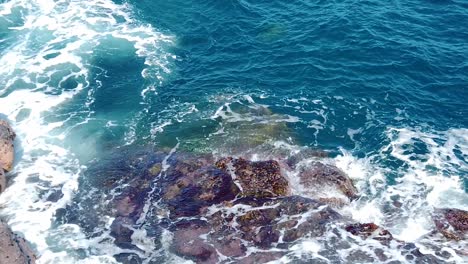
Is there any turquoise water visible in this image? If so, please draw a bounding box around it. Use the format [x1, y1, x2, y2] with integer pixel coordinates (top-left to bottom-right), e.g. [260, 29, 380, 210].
[0, 0, 467, 263]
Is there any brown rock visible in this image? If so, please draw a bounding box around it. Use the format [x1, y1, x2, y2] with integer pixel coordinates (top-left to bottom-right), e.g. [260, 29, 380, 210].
[0, 220, 36, 264]
[216, 157, 290, 198]
[433, 208, 468, 240]
[0, 120, 16, 172]
[299, 162, 358, 200]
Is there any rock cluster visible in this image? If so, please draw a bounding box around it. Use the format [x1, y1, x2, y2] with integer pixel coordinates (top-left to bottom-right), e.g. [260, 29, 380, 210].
[172, 196, 342, 263]
[0, 120, 36, 264]
[56, 146, 468, 264]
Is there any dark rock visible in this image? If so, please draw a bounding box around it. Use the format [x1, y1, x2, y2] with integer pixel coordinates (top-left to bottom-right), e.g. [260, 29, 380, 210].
[345, 223, 393, 244]
[110, 217, 135, 249]
[162, 165, 239, 218]
[0, 220, 36, 264]
[0, 168, 5, 193]
[172, 220, 218, 264]
[114, 253, 142, 264]
[216, 157, 290, 198]
[298, 162, 358, 200]
[433, 208, 468, 240]
[46, 188, 64, 202]
[0, 120, 16, 172]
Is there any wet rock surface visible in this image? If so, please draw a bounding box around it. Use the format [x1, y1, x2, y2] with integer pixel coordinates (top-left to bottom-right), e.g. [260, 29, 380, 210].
[345, 223, 393, 243]
[162, 163, 239, 218]
[0, 168, 5, 193]
[0, 220, 36, 264]
[433, 208, 468, 240]
[0, 120, 16, 172]
[0, 121, 36, 264]
[171, 196, 342, 263]
[298, 162, 358, 200]
[215, 157, 289, 198]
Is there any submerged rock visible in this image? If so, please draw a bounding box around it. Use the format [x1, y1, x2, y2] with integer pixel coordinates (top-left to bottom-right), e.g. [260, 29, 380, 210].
[216, 157, 290, 198]
[0, 120, 16, 172]
[208, 104, 294, 154]
[0, 220, 36, 264]
[433, 208, 468, 240]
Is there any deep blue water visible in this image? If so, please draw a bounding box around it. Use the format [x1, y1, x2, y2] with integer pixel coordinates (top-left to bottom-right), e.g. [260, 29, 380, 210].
[128, 0, 468, 150]
[0, 0, 467, 262]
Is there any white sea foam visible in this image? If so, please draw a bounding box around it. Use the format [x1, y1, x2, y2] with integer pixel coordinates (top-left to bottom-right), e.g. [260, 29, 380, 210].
[261, 124, 467, 262]
[0, 0, 173, 262]
[336, 127, 468, 259]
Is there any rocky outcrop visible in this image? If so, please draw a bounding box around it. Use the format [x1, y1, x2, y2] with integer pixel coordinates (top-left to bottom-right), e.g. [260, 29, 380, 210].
[433, 208, 468, 240]
[57, 147, 449, 263]
[0, 120, 16, 173]
[0, 120, 36, 263]
[0, 220, 36, 264]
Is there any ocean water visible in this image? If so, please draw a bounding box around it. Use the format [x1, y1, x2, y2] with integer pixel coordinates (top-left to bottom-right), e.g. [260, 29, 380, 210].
[0, 0, 467, 263]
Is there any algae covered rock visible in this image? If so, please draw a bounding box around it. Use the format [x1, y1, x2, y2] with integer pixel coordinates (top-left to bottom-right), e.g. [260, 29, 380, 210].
[209, 104, 295, 153]
[215, 157, 290, 198]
